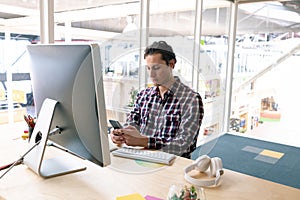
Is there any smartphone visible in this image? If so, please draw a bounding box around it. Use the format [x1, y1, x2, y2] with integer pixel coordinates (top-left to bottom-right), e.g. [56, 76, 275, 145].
[109, 120, 123, 129]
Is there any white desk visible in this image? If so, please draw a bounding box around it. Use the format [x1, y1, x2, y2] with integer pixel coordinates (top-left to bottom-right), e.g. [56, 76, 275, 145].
[1, 123, 300, 200]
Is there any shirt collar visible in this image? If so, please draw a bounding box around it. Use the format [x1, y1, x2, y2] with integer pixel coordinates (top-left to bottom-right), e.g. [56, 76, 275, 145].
[149, 76, 181, 97]
[168, 76, 181, 94]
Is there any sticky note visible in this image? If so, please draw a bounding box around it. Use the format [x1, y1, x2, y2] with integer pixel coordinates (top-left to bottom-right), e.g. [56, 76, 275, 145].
[260, 149, 284, 159]
[116, 193, 145, 200]
[144, 195, 163, 200]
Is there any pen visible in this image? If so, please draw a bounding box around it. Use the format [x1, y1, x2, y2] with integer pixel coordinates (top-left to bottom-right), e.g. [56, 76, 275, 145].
[24, 115, 29, 124]
[24, 114, 35, 128]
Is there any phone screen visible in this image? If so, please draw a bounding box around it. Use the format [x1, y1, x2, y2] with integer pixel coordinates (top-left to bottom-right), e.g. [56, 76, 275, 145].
[109, 120, 123, 129]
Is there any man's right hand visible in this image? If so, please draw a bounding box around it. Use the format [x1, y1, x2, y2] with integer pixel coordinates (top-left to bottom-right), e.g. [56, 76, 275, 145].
[110, 128, 125, 146]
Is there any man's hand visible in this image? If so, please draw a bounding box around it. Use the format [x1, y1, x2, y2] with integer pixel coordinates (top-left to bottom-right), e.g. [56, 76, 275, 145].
[122, 125, 148, 147]
[110, 128, 125, 146]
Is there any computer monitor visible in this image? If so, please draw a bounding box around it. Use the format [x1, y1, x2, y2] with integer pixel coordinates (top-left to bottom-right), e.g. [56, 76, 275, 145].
[23, 43, 111, 178]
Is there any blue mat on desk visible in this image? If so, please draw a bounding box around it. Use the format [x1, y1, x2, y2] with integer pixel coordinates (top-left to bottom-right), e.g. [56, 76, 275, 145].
[192, 133, 300, 189]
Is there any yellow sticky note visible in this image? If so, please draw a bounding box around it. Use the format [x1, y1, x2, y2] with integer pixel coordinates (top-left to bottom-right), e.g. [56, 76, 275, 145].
[116, 193, 145, 200]
[260, 149, 284, 159]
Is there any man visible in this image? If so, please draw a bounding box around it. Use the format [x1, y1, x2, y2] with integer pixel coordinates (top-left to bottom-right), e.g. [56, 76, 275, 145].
[111, 41, 204, 158]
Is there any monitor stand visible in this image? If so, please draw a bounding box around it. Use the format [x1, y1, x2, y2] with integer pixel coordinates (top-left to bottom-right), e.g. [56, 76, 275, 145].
[23, 98, 86, 178]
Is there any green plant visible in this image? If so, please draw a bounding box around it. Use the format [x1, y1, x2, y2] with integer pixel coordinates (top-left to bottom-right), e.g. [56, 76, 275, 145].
[169, 185, 200, 200]
[128, 87, 138, 107]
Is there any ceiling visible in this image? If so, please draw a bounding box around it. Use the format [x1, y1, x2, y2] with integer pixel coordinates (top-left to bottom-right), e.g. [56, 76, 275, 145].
[0, 0, 299, 41]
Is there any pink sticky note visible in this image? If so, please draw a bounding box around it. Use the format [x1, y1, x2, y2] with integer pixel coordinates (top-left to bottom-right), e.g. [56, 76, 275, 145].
[144, 195, 163, 200]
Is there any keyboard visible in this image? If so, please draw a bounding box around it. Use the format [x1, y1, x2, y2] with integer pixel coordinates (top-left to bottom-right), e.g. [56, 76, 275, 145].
[112, 147, 176, 165]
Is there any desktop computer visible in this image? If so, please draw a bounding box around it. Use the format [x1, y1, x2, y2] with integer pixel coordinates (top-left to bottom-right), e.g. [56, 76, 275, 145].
[23, 43, 111, 178]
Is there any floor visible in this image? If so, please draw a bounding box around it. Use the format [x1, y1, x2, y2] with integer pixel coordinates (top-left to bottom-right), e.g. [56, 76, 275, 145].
[233, 121, 300, 148]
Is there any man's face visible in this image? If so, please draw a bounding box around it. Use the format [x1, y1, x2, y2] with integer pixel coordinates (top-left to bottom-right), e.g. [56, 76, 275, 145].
[145, 53, 174, 87]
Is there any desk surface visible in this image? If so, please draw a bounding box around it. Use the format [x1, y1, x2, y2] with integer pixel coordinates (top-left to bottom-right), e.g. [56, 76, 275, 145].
[1, 123, 300, 200]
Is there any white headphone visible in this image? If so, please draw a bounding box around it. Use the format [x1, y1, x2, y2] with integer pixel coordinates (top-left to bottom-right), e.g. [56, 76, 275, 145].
[184, 155, 224, 187]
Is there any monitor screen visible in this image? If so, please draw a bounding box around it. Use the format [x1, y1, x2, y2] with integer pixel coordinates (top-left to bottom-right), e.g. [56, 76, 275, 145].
[26, 43, 110, 172]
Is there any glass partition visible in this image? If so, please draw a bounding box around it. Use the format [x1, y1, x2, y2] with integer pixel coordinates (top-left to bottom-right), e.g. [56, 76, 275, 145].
[231, 1, 300, 146]
[1, 0, 299, 147]
[0, 0, 39, 125]
[147, 0, 231, 147]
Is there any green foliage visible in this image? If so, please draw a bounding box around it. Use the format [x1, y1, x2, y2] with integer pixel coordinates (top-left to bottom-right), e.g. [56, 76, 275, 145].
[128, 87, 138, 107]
[169, 185, 200, 200]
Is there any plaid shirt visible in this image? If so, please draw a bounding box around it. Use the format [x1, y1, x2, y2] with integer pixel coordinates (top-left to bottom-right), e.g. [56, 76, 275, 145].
[126, 77, 204, 158]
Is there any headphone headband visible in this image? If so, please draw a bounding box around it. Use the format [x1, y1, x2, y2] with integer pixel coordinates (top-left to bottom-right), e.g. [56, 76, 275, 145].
[184, 155, 224, 187]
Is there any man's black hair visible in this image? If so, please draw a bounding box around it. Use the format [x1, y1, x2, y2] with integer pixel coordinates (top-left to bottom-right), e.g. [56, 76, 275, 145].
[144, 41, 177, 65]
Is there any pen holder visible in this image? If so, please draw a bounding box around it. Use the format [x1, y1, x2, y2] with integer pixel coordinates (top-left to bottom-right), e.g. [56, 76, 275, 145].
[28, 126, 34, 141]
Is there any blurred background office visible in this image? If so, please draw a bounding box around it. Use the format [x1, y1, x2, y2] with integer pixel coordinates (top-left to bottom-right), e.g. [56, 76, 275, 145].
[0, 0, 299, 147]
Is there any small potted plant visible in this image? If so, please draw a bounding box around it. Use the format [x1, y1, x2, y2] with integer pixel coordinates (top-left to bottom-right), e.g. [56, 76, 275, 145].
[168, 185, 206, 200]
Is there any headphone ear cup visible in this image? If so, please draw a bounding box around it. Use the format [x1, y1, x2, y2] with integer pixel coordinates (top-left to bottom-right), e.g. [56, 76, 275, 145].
[210, 157, 223, 177]
[195, 155, 211, 172]
[184, 155, 223, 187]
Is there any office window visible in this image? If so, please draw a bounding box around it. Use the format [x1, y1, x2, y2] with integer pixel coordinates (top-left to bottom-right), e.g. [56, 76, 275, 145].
[231, 1, 300, 145]
[1, 0, 299, 148]
[147, 0, 231, 142]
[0, 1, 39, 124]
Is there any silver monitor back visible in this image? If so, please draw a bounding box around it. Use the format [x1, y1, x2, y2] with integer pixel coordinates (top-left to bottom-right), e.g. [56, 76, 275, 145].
[24, 44, 110, 177]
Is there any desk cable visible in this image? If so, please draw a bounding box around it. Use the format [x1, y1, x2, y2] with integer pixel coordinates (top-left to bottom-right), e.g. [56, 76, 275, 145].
[0, 139, 41, 179]
[0, 127, 62, 179]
